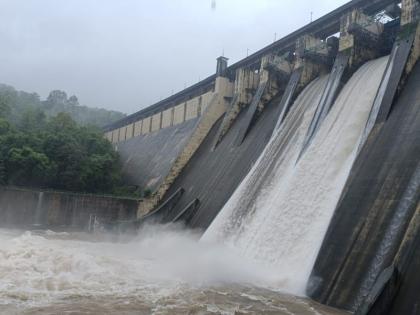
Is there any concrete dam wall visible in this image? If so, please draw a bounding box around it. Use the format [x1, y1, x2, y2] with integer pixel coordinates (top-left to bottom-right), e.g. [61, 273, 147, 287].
[116, 117, 199, 191]
[105, 0, 420, 313]
[0, 187, 138, 230]
[160, 93, 282, 229]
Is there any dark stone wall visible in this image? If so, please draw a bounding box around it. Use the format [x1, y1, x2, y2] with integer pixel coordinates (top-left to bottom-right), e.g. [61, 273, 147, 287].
[0, 187, 139, 230]
[385, 212, 420, 315]
[117, 118, 199, 191]
[160, 95, 281, 230]
[308, 61, 420, 312]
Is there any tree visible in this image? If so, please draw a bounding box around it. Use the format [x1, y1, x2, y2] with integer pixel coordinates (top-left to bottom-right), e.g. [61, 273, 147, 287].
[0, 119, 10, 135]
[46, 90, 68, 105]
[1, 84, 125, 127]
[6, 146, 56, 187]
[0, 155, 6, 185]
[68, 95, 79, 106]
[18, 107, 47, 132]
[0, 84, 132, 196]
[0, 94, 11, 118]
[47, 112, 77, 132]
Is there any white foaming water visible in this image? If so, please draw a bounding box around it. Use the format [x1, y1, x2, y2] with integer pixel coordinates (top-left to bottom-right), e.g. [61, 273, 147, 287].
[203, 74, 330, 243]
[0, 225, 280, 309]
[203, 57, 389, 295]
[0, 228, 348, 315]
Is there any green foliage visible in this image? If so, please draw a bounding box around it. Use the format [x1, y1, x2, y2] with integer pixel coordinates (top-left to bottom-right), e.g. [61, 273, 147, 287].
[143, 188, 152, 198]
[43, 89, 125, 127]
[6, 146, 56, 187]
[18, 107, 47, 132]
[0, 95, 11, 118]
[0, 119, 10, 134]
[0, 88, 133, 196]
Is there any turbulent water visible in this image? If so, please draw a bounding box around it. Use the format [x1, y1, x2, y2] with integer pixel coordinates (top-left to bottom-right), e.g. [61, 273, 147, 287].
[0, 227, 345, 315]
[203, 57, 389, 295]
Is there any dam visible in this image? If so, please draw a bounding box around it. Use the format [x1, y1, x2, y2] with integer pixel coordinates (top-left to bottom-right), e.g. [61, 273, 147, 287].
[1, 0, 420, 314]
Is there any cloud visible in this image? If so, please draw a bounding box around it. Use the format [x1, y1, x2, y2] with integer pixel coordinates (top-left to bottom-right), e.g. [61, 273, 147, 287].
[0, 0, 347, 113]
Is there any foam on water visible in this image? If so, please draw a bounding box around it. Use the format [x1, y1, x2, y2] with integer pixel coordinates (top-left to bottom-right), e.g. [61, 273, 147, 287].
[203, 56, 389, 295]
[0, 225, 280, 309]
[0, 228, 348, 314]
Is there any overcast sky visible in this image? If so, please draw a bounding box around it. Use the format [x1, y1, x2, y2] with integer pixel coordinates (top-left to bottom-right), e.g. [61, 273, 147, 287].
[0, 0, 348, 114]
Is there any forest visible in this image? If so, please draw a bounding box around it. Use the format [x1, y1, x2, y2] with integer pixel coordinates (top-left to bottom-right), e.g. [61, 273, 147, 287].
[0, 84, 139, 197]
[0, 84, 125, 127]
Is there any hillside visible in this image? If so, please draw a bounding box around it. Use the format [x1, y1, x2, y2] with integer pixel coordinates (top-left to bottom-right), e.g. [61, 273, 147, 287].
[0, 84, 125, 127]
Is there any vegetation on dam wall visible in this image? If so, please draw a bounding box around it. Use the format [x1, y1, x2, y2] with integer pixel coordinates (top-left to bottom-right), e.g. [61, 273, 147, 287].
[0, 92, 140, 197]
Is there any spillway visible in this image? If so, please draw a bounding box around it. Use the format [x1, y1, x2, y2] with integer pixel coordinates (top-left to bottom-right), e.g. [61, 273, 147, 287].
[309, 60, 420, 313]
[203, 75, 330, 243]
[203, 56, 389, 295]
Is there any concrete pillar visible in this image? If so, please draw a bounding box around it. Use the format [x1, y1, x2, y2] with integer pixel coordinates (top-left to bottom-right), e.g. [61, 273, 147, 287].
[134, 120, 142, 137]
[234, 68, 257, 105]
[141, 117, 151, 134]
[294, 35, 329, 88]
[161, 108, 172, 128]
[216, 56, 228, 76]
[170, 107, 175, 126]
[112, 129, 119, 143]
[151, 112, 161, 132]
[338, 9, 384, 69]
[401, 0, 420, 26]
[173, 104, 185, 125]
[215, 76, 233, 96]
[198, 96, 202, 116]
[125, 123, 134, 140]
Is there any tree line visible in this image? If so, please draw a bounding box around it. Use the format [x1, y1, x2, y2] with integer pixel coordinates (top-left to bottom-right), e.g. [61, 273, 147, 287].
[0, 84, 125, 128]
[0, 85, 139, 197]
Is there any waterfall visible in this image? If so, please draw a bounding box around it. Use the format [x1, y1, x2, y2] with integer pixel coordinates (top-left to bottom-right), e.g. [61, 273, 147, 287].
[33, 191, 45, 227]
[202, 56, 389, 295]
[203, 75, 330, 242]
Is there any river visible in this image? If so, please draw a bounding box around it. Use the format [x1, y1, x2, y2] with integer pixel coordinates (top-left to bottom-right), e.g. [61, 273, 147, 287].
[0, 226, 347, 315]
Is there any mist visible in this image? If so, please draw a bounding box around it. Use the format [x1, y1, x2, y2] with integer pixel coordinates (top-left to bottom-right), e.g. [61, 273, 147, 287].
[0, 0, 347, 114]
[0, 224, 281, 307]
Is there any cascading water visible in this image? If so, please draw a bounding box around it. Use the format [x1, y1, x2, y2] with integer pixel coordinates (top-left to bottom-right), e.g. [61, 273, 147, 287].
[203, 56, 389, 295]
[203, 75, 330, 242]
[33, 192, 45, 227]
